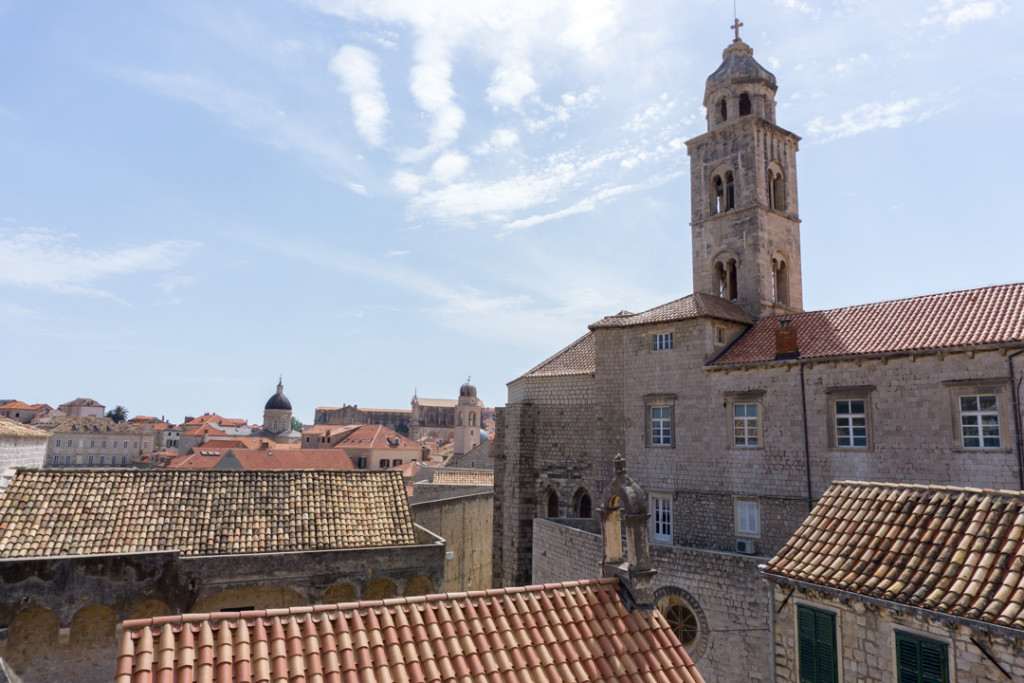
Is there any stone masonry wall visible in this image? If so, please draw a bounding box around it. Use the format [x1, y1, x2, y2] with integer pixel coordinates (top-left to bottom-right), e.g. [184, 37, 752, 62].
[0, 436, 46, 471]
[770, 583, 1024, 682]
[411, 492, 493, 593]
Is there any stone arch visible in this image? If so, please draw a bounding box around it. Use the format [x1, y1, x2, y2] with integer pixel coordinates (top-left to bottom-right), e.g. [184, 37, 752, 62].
[711, 250, 739, 301]
[539, 485, 559, 518]
[126, 599, 172, 620]
[192, 586, 305, 613]
[739, 92, 751, 116]
[767, 161, 785, 211]
[709, 163, 736, 215]
[654, 586, 709, 662]
[69, 604, 117, 649]
[572, 487, 593, 518]
[718, 97, 727, 124]
[403, 576, 433, 597]
[469, 411, 477, 427]
[324, 582, 357, 604]
[771, 249, 790, 305]
[5, 608, 59, 659]
[364, 578, 397, 600]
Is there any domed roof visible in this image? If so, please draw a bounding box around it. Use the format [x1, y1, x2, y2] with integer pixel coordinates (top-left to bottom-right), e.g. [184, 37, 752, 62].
[459, 378, 477, 398]
[704, 40, 777, 103]
[265, 380, 292, 411]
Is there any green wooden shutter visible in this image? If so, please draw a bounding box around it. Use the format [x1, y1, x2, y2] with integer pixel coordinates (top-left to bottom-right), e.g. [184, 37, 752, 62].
[895, 631, 948, 683]
[797, 605, 837, 683]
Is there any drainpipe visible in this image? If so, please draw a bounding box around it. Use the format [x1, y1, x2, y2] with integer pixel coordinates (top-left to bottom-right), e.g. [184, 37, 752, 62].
[1010, 349, 1024, 490]
[800, 363, 813, 511]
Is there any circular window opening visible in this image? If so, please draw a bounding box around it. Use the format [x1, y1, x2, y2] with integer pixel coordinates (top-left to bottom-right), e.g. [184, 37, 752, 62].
[654, 587, 708, 661]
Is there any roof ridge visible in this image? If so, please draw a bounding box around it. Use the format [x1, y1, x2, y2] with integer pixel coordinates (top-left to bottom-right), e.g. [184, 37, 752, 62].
[775, 281, 1024, 319]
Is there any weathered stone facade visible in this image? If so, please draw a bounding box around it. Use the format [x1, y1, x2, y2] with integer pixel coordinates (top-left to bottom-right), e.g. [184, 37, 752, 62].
[494, 31, 1024, 683]
[411, 491, 493, 593]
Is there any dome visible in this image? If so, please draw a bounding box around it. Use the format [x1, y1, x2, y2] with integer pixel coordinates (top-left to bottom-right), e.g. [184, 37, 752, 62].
[704, 40, 777, 105]
[459, 378, 477, 398]
[265, 381, 292, 411]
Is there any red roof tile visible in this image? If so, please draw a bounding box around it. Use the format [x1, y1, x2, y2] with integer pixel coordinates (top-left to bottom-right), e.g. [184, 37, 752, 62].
[589, 292, 754, 329]
[430, 469, 494, 486]
[117, 578, 705, 683]
[520, 332, 596, 379]
[169, 448, 356, 471]
[765, 481, 1024, 630]
[713, 282, 1024, 366]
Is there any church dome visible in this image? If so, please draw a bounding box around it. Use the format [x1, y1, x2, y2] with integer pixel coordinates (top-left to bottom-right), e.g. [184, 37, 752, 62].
[265, 381, 292, 411]
[459, 379, 477, 398]
[704, 40, 777, 104]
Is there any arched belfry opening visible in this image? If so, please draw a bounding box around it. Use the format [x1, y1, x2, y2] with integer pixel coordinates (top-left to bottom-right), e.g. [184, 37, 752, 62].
[713, 257, 738, 301]
[739, 92, 751, 116]
[598, 455, 657, 606]
[772, 253, 790, 306]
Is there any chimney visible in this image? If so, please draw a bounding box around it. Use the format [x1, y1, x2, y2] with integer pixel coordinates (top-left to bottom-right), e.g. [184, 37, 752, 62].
[774, 318, 798, 360]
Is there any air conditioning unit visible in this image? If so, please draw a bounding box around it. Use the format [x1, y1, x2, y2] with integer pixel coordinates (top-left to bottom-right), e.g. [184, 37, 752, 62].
[735, 538, 755, 555]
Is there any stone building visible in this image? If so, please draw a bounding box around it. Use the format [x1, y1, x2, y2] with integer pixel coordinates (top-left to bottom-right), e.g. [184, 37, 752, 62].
[493, 28, 1024, 682]
[409, 393, 457, 441]
[0, 417, 48, 470]
[300, 423, 423, 469]
[0, 401, 51, 424]
[57, 397, 105, 418]
[37, 416, 157, 467]
[313, 403, 412, 434]
[453, 378, 484, 456]
[0, 468, 444, 683]
[258, 378, 302, 444]
[764, 481, 1024, 682]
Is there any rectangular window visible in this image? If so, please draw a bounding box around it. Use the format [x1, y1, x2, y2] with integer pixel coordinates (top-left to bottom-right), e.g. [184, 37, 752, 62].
[56, 439, 62, 448]
[895, 631, 948, 683]
[356, 457, 367, 469]
[651, 494, 672, 543]
[733, 403, 760, 446]
[380, 459, 390, 468]
[89, 440, 95, 448]
[143, 441, 148, 450]
[393, 459, 402, 466]
[834, 399, 867, 448]
[113, 441, 118, 449]
[650, 406, 672, 446]
[123, 440, 128, 449]
[64, 455, 71, 465]
[736, 499, 760, 536]
[87, 455, 94, 465]
[52, 455, 59, 466]
[121, 456, 127, 465]
[99, 456, 105, 465]
[960, 394, 1000, 448]
[797, 605, 837, 683]
[653, 332, 674, 350]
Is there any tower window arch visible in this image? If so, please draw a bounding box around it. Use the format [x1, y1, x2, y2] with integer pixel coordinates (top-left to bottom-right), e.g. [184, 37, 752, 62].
[767, 166, 785, 211]
[739, 93, 751, 116]
[719, 98, 727, 124]
[711, 175, 724, 214]
[713, 257, 738, 301]
[572, 488, 592, 518]
[772, 254, 790, 305]
[542, 487, 559, 518]
[725, 172, 735, 210]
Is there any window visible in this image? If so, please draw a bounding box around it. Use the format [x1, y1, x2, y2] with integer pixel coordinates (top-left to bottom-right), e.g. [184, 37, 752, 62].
[356, 457, 367, 469]
[393, 459, 402, 466]
[834, 399, 868, 448]
[380, 459, 390, 468]
[99, 456, 105, 465]
[654, 332, 674, 350]
[52, 455, 59, 466]
[87, 455, 94, 465]
[959, 394, 1000, 448]
[724, 171, 735, 210]
[101, 440, 106, 448]
[650, 406, 672, 446]
[573, 488, 592, 518]
[123, 440, 128, 449]
[654, 588, 706, 659]
[739, 92, 751, 116]
[651, 494, 672, 543]
[121, 456, 127, 465]
[895, 631, 948, 683]
[719, 97, 727, 123]
[544, 488, 559, 517]
[113, 440, 118, 449]
[736, 499, 759, 536]
[56, 439, 62, 448]
[89, 440, 95, 448]
[797, 605, 837, 683]
[64, 455, 71, 465]
[733, 403, 760, 446]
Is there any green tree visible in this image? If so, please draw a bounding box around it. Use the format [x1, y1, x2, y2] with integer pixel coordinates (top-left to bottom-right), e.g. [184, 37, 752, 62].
[291, 416, 303, 432]
[106, 405, 129, 423]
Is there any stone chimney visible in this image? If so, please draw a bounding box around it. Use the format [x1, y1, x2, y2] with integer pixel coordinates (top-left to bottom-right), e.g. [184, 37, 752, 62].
[774, 318, 798, 360]
[597, 454, 657, 608]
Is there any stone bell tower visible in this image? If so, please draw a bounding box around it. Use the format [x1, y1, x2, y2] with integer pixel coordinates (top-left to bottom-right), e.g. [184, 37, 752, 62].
[686, 20, 803, 318]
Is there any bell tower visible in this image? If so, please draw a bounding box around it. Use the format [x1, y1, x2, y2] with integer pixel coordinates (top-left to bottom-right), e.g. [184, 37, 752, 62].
[686, 20, 803, 318]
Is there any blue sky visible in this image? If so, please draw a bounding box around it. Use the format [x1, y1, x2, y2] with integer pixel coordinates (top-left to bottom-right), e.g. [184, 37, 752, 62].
[1, 0, 1021, 424]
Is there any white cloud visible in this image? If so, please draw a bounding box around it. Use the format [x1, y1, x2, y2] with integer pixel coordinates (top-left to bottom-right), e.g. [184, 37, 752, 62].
[774, 0, 814, 12]
[525, 86, 600, 132]
[806, 99, 925, 141]
[487, 63, 537, 109]
[0, 229, 200, 298]
[385, 250, 409, 257]
[622, 95, 676, 133]
[430, 152, 470, 182]
[831, 53, 871, 74]
[472, 128, 519, 155]
[330, 45, 389, 147]
[924, 0, 1007, 29]
[502, 183, 640, 231]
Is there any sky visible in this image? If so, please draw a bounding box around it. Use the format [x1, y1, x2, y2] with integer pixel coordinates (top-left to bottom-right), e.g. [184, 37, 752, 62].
[1, 0, 1022, 425]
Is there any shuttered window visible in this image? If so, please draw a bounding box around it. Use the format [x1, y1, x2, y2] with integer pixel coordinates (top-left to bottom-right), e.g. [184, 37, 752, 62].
[797, 605, 837, 683]
[895, 632, 948, 683]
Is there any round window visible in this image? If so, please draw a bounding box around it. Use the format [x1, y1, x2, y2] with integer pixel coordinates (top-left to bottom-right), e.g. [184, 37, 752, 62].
[654, 587, 708, 661]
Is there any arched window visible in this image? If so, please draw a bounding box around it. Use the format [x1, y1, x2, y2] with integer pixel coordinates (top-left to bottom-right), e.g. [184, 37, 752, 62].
[544, 488, 559, 517]
[726, 259, 738, 300]
[719, 98, 727, 123]
[725, 172, 735, 210]
[712, 175, 724, 214]
[713, 258, 738, 301]
[739, 93, 751, 116]
[772, 257, 790, 305]
[457, 412, 463, 426]
[768, 168, 785, 210]
[572, 488, 592, 518]
[469, 412, 476, 427]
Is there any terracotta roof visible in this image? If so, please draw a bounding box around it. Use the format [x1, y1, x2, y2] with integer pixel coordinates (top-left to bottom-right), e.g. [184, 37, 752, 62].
[764, 481, 1024, 630]
[0, 401, 48, 411]
[520, 332, 596, 379]
[0, 416, 49, 440]
[713, 282, 1024, 366]
[589, 293, 755, 329]
[334, 425, 420, 452]
[0, 469, 415, 558]
[116, 577, 705, 683]
[168, 449, 356, 471]
[182, 414, 248, 428]
[182, 423, 230, 437]
[60, 397, 103, 407]
[34, 416, 155, 434]
[431, 469, 494, 487]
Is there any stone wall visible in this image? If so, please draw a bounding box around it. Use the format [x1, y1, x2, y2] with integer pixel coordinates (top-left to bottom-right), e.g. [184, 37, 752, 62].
[0, 437, 46, 471]
[770, 582, 1024, 682]
[410, 483, 492, 504]
[411, 492, 493, 592]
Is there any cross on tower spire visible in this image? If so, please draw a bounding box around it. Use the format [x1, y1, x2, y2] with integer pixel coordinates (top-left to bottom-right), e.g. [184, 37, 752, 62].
[731, 16, 743, 42]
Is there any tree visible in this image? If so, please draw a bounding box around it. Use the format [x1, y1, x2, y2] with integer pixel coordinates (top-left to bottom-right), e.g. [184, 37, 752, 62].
[106, 405, 129, 423]
[291, 416, 303, 432]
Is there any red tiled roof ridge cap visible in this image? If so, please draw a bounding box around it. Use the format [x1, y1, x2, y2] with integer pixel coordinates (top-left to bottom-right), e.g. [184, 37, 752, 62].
[121, 577, 622, 631]
[830, 479, 1024, 498]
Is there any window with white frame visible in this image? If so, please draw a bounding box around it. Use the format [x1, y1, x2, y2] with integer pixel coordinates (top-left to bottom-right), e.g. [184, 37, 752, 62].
[650, 406, 672, 446]
[113, 441, 118, 449]
[651, 494, 672, 543]
[64, 455, 71, 465]
[55, 439, 61, 448]
[736, 499, 760, 536]
[87, 455, 94, 465]
[960, 394, 1001, 448]
[733, 403, 760, 446]
[52, 455, 59, 466]
[834, 399, 868, 448]
[654, 332, 674, 351]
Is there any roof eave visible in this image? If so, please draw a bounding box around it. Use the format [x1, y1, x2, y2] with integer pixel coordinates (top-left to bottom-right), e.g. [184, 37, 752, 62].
[708, 341, 1024, 371]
